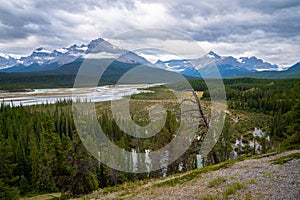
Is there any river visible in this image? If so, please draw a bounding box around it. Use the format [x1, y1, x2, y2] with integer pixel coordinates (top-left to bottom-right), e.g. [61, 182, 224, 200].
[0, 84, 158, 106]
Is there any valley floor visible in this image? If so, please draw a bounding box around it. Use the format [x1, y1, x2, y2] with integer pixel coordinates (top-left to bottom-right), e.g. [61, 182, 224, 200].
[74, 150, 300, 200]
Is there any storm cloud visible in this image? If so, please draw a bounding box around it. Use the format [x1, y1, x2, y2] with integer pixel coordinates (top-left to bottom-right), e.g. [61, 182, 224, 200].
[0, 0, 299, 66]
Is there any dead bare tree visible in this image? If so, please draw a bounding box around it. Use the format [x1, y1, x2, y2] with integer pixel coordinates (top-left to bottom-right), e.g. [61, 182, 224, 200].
[192, 91, 209, 129]
[174, 90, 210, 167]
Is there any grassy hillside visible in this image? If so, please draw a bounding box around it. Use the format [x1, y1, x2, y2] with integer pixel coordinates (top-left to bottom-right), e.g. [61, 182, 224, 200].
[22, 150, 299, 200]
[74, 150, 299, 200]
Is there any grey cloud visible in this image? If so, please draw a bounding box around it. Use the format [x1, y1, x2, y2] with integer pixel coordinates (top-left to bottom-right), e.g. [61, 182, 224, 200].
[168, 1, 300, 42]
[34, 0, 136, 13]
[0, 0, 299, 66]
[239, 0, 300, 13]
[0, 2, 52, 42]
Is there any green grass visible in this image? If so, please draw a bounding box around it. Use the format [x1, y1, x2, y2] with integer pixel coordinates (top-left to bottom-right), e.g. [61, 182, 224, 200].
[51, 151, 295, 200]
[131, 86, 177, 100]
[151, 151, 279, 188]
[201, 194, 217, 200]
[223, 182, 246, 198]
[208, 177, 226, 188]
[272, 152, 300, 164]
[20, 193, 61, 200]
[85, 179, 149, 198]
[152, 160, 235, 188]
[250, 151, 278, 159]
[245, 178, 258, 184]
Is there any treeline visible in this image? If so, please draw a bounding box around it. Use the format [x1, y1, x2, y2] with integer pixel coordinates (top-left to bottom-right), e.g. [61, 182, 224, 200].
[200, 78, 300, 147]
[0, 60, 142, 92]
[0, 73, 76, 91]
[0, 103, 99, 199]
[0, 102, 198, 199]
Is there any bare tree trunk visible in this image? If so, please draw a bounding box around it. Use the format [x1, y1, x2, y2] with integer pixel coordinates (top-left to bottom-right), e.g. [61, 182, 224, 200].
[213, 151, 220, 164]
[111, 169, 118, 185]
[192, 91, 209, 129]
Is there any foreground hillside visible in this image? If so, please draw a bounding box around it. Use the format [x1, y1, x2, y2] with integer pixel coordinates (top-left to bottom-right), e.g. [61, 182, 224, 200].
[69, 150, 299, 200]
[2, 79, 299, 199]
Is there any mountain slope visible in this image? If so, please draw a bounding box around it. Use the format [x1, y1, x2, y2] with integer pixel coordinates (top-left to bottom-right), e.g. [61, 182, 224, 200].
[0, 54, 18, 69]
[1, 39, 298, 79]
[241, 62, 300, 79]
[0, 38, 150, 72]
[0, 57, 184, 90]
[154, 51, 280, 78]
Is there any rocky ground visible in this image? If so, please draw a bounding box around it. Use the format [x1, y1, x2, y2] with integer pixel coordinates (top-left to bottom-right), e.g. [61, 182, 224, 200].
[76, 150, 300, 200]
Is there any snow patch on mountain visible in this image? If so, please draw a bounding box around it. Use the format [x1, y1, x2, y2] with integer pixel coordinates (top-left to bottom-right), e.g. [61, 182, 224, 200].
[0, 53, 10, 59]
[0, 53, 18, 69]
[56, 48, 68, 54]
[0, 38, 149, 71]
[154, 51, 282, 78]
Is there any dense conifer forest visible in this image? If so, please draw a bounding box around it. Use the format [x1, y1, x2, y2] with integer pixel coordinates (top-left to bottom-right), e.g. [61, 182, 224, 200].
[0, 78, 299, 199]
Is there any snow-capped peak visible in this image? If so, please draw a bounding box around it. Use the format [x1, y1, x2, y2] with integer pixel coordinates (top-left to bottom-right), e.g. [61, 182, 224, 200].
[33, 47, 51, 54]
[207, 51, 221, 59]
[237, 56, 278, 71]
[152, 51, 282, 78]
[0, 37, 150, 71]
[87, 38, 105, 50]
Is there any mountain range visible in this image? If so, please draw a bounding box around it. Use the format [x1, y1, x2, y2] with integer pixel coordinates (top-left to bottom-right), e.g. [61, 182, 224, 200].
[0, 38, 149, 72]
[155, 51, 282, 78]
[0, 38, 299, 79]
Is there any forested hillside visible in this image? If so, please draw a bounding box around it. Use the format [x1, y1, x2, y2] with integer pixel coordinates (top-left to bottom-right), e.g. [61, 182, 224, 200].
[0, 78, 299, 199]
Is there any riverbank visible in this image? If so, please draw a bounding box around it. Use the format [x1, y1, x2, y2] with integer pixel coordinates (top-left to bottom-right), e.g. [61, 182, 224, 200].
[0, 84, 159, 106]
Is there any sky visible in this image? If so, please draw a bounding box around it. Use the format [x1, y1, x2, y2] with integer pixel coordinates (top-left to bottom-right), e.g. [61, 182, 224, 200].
[0, 0, 299, 67]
